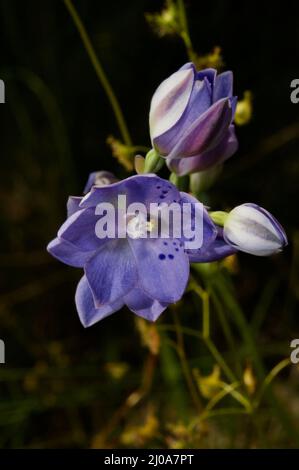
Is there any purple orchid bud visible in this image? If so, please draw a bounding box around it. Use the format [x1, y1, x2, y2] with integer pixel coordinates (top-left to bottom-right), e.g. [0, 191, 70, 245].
[84, 171, 118, 194]
[223, 203, 288, 256]
[47, 175, 217, 326]
[149, 63, 238, 176]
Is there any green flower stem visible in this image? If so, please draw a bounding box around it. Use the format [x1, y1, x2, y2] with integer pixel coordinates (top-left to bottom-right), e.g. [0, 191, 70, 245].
[207, 381, 252, 413]
[254, 358, 291, 407]
[204, 337, 237, 384]
[212, 270, 264, 378]
[213, 269, 299, 444]
[176, 0, 197, 62]
[189, 277, 238, 383]
[199, 407, 250, 421]
[192, 264, 299, 441]
[63, 0, 132, 147]
[159, 322, 241, 387]
[190, 281, 210, 339]
[172, 309, 203, 413]
[209, 289, 243, 378]
[129, 145, 151, 154]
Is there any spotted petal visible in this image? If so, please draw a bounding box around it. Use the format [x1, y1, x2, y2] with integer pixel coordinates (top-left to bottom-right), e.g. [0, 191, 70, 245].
[187, 228, 237, 262]
[128, 237, 189, 304]
[80, 174, 181, 210]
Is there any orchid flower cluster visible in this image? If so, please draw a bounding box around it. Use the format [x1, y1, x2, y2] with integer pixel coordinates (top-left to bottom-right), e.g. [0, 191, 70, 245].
[48, 62, 287, 327]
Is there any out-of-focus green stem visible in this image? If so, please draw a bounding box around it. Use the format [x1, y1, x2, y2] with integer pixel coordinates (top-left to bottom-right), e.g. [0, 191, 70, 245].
[254, 358, 291, 407]
[63, 0, 132, 147]
[204, 337, 236, 384]
[199, 407, 250, 421]
[172, 310, 203, 412]
[207, 381, 252, 413]
[159, 322, 237, 384]
[189, 278, 238, 383]
[213, 269, 299, 444]
[191, 281, 210, 339]
[129, 145, 150, 154]
[176, 0, 197, 62]
[210, 289, 242, 378]
[213, 271, 264, 378]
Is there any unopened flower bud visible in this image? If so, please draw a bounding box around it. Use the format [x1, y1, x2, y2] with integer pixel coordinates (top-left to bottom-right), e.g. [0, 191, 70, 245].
[144, 149, 164, 174]
[223, 203, 287, 256]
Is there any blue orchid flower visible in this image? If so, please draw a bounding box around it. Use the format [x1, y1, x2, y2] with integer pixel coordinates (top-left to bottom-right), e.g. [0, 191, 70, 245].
[47, 174, 217, 325]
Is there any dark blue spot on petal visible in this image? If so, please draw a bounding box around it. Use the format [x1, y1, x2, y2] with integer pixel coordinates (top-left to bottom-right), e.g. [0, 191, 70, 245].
[162, 190, 168, 194]
[159, 253, 166, 260]
[168, 254, 174, 259]
[173, 242, 177, 245]
[160, 195, 165, 199]
[156, 185, 161, 189]
[163, 241, 168, 246]
[175, 248, 179, 252]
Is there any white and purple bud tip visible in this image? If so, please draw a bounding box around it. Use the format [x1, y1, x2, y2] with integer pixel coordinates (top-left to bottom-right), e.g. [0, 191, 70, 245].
[223, 203, 288, 256]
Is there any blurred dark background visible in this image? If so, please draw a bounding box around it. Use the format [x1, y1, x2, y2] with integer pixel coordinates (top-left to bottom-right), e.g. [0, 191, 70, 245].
[0, 0, 299, 448]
